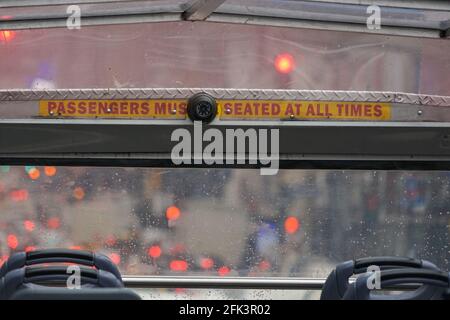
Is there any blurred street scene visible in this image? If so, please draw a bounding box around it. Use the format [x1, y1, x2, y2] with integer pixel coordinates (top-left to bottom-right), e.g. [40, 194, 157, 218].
[0, 167, 449, 282]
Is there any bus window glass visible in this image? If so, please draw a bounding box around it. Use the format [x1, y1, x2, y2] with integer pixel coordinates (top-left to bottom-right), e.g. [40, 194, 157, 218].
[1, 166, 448, 284]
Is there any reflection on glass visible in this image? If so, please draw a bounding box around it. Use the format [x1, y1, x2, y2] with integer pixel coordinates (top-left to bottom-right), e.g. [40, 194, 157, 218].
[1, 22, 449, 95]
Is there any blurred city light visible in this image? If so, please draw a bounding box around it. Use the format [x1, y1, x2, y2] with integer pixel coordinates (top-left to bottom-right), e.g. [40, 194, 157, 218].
[73, 187, 85, 200]
[47, 217, 61, 229]
[23, 220, 35, 232]
[166, 206, 181, 221]
[274, 53, 295, 74]
[108, 252, 121, 265]
[284, 216, 300, 234]
[44, 166, 57, 177]
[258, 260, 271, 271]
[10, 189, 29, 202]
[170, 260, 188, 272]
[0, 30, 16, 43]
[200, 257, 214, 270]
[148, 245, 162, 259]
[28, 168, 40, 180]
[218, 266, 230, 276]
[105, 235, 117, 247]
[7, 234, 19, 249]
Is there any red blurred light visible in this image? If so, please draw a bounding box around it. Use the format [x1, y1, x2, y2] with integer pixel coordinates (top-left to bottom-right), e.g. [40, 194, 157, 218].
[28, 168, 40, 180]
[108, 253, 121, 265]
[0, 30, 16, 43]
[7, 234, 18, 249]
[10, 189, 29, 202]
[148, 245, 162, 259]
[73, 187, 85, 200]
[25, 246, 36, 252]
[258, 260, 271, 271]
[105, 235, 116, 246]
[200, 257, 214, 270]
[23, 220, 35, 232]
[166, 206, 181, 221]
[44, 166, 57, 177]
[69, 245, 82, 250]
[170, 260, 188, 272]
[284, 216, 300, 234]
[47, 217, 61, 229]
[218, 266, 230, 276]
[274, 53, 295, 74]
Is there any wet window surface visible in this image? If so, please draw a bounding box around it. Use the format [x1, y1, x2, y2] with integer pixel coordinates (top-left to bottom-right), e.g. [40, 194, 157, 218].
[1, 166, 448, 281]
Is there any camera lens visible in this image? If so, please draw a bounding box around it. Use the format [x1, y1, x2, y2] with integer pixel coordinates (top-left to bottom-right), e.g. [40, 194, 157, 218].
[187, 92, 217, 123]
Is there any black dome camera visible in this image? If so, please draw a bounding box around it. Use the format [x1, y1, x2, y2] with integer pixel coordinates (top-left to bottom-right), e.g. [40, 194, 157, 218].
[187, 92, 217, 123]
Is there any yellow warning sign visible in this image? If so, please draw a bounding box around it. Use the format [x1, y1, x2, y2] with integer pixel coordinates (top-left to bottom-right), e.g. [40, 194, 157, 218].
[39, 99, 391, 121]
[218, 100, 391, 120]
[39, 100, 187, 119]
